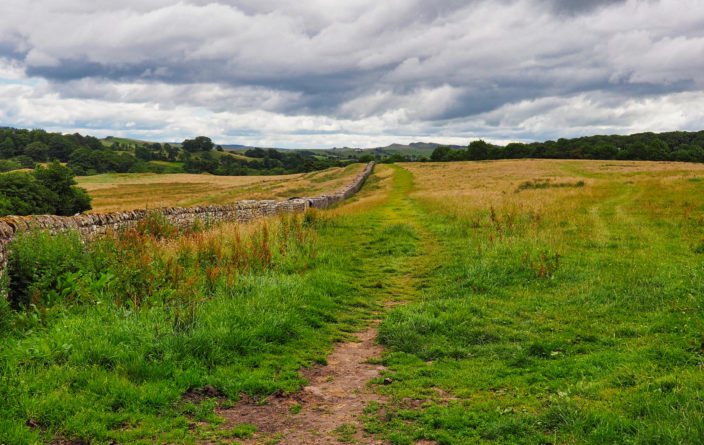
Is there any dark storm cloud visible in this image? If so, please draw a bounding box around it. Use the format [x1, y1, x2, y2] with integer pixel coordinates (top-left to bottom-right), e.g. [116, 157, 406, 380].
[548, 0, 629, 15]
[1, 0, 704, 146]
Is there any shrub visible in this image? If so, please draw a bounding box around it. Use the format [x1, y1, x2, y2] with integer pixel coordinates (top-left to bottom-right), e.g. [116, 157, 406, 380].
[5, 230, 87, 309]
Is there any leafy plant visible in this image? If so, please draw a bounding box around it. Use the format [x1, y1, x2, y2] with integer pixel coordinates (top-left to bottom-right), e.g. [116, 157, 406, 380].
[5, 230, 87, 310]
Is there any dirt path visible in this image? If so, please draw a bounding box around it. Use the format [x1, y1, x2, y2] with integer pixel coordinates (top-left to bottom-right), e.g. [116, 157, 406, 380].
[216, 323, 387, 444]
[215, 166, 433, 444]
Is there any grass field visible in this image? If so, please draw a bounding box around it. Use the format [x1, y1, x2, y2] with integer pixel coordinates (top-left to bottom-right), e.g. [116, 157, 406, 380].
[76, 163, 365, 212]
[2, 159, 704, 444]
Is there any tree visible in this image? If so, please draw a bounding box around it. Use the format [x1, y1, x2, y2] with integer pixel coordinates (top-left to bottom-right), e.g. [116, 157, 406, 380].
[431, 146, 451, 161]
[0, 137, 16, 158]
[467, 140, 490, 160]
[182, 136, 214, 153]
[24, 141, 49, 162]
[245, 147, 268, 158]
[47, 134, 75, 161]
[164, 143, 179, 161]
[135, 146, 152, 161]
[0, 172, 54, 216]
[33, 161, 92, 215]
[592, 144, 618, 159]
[504, 142, 528, 159]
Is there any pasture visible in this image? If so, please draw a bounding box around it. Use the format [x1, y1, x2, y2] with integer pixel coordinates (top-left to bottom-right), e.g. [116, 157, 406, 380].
[76, 163, 365, 212]
[1, 159, 703, 444]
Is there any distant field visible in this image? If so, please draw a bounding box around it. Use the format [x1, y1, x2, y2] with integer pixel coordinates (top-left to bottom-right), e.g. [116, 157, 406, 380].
[76, 163, 364, 212]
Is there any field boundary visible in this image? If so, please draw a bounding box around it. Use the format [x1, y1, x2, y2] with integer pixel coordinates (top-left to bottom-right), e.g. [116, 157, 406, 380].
[0, 162, 374, 270]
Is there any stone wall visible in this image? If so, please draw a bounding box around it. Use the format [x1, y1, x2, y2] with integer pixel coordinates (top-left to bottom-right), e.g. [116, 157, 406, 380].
[0, 162, 374, 271]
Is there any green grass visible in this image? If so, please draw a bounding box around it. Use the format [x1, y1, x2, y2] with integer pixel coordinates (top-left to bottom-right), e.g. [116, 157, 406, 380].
[2, 160, 704, 443]
[0, 208, 400, 443]
[365, 165, 704, 444]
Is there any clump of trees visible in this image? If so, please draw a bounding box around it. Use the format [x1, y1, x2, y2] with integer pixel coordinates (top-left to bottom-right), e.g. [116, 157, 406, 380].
[430, 131, 704, 163]
[0, 128, 359, 177]
[0, 161, 91, 217]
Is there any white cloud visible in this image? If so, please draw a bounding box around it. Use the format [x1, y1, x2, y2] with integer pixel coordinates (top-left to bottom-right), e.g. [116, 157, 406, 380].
[0, 0, 703, 146]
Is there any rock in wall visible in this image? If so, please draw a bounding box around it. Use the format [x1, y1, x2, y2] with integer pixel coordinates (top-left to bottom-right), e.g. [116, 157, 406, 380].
[0, 162, 374, 271]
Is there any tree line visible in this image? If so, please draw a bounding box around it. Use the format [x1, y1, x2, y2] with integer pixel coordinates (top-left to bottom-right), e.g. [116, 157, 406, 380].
[0, 128, 354, 176]
[429, 131, 704, 163]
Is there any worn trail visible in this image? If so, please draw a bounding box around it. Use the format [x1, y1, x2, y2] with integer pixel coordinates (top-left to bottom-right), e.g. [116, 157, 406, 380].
[215, 165, 434, 444]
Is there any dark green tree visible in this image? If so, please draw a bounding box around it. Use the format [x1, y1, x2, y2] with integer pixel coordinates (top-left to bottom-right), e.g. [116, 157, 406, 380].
[182, 136, 214, 152]
[33, 161, 92, 215]
[0, 137, 16, 158]
[24, 141, 49, 162]
[431, 146, 451, 161]
[468, 140, 490, 160]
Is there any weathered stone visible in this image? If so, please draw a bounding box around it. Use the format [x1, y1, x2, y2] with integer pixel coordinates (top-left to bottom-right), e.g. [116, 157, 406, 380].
[0, 162, 374, 274]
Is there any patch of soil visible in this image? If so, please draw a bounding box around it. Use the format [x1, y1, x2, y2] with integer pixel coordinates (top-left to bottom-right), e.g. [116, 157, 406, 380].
[216, 324, 388, 444]
[184, 384, 223, 403]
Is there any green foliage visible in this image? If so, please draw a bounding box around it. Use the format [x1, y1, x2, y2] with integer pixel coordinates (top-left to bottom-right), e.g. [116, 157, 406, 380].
[181, 136, 214, 153]
[229, 424, 257, 439]
[467, 139, 490, 160]
[4, 230, 87, 310]
[0, 171, 55, 216]
[0, 159, 21, 172]
[24, 141, 49, 162]
[333, 423, 358, 442]
[379, 153, 408, 164]
[0, 127, 357, 178]
[429, 131, 704, 163]
[0, 161, 91, 217]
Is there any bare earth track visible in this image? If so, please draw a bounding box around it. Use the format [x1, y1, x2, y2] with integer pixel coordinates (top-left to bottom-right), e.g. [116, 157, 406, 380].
[217, 324, 387, 444]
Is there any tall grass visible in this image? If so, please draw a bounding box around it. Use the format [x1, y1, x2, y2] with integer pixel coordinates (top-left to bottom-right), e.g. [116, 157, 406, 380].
[368, 161, 704, 444]
[0, 208, 377, 443]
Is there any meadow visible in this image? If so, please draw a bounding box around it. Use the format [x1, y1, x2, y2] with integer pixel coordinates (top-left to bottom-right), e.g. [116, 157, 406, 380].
[1, 159, 703, 444]
[76, 163, 365, 212]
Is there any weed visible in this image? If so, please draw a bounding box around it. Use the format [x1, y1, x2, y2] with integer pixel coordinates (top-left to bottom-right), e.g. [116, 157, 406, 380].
[4, 230, 86, 310]
[229, 424, 257, 439]
[333, 423, 358, 442]
[522, 249, 561, 278]
[515, 179, 585, 193]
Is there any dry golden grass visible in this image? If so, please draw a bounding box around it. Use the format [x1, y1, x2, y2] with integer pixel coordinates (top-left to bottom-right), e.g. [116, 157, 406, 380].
[402, 159, 704, 253]
[331, 164, 396, 216]
[77, 164, 365, 213]
[403, 158, 704, 217]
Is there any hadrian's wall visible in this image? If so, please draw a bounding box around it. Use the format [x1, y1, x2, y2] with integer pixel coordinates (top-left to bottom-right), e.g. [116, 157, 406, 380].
[0, 162, 374, 270]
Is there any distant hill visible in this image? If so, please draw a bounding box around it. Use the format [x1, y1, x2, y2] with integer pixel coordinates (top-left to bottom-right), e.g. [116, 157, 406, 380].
[209, 141, 464, 161]
[291, 142, 466, 161]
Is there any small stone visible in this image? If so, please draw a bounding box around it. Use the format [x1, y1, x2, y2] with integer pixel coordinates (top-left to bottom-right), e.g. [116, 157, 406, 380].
[382, 378, 393, 385]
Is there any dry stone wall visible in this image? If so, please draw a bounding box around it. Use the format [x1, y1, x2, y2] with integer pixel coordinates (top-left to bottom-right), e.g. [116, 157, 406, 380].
[0, 162, 374, 271]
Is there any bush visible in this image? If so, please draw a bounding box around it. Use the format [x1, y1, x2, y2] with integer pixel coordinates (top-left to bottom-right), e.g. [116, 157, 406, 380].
[5, 230, 87, 309]
[0, 159, 21, 172]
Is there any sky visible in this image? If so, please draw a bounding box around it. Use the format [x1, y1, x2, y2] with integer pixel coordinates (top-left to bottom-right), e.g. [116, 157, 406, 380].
[1, 0, 704, 148]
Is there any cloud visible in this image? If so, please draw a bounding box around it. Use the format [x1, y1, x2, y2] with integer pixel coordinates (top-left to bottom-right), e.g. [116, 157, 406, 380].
[0, 0, 703, 147]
